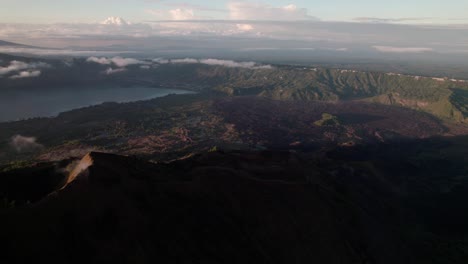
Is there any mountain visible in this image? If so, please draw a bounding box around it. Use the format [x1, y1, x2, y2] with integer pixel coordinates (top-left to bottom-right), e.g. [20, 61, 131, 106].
[0, 39, 35, 48]
[2, 61, 466, 122]
[0, 95, 456, 165]
[1, 56, 468, 263]
[0, 40, 24, 46]
[1, 133, 468, 264]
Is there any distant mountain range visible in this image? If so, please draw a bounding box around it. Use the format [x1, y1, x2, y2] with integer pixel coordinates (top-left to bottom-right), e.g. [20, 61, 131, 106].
[0, 40, 32, 47]
[1, 52, 468, 263]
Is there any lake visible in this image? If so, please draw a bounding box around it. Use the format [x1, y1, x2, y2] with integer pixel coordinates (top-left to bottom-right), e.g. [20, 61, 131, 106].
[0, 85, 194, 122]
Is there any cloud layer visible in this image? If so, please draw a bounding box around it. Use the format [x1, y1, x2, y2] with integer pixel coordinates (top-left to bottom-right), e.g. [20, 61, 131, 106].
[87, 56, 148, 67]
[154, 58, 272, 69]
[10, 70, 41, 79]
[228, 2, 316, 21]
[372, 46, 434, 53]
[0, 60, 50, 79]
[86, 56, 272, 72]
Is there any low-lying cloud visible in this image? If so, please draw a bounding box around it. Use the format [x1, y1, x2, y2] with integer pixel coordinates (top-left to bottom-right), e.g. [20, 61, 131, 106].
[0, 61, 30, 75]
[154, 58, 272, 69]
[88, 56, 272, 71]
[372, 46, 434, 53]
[199, 59, 272, 69]
[0, 60, 50, 78]
[104, 67, 127, 75]
[87, 56, 148, 67]
[170, 58, 199, 64]
[10, 135, 44, 153]
[10, 70, 41, 79]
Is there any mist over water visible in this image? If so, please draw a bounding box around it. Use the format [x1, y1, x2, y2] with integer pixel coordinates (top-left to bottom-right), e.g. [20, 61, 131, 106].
[0, 85, 193, 122]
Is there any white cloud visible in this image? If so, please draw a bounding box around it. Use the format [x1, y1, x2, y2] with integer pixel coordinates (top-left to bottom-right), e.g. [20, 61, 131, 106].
[111, 57, 148, 67]
[0, 60, 49, 77]
[228, 2, 316, 21]
[199, 58, 271, 69]
[101, 17, 131, 26]
[236, 24, 254, 31]
[152, 57, 272, 69]
[171, 58, 199, 64]
[10, 135, 43, 153]
[10, 70, 41, 79]
[86, 57, 111, 65]
[169, 9, 195, 20]
[86, 56, 148, 67]
[153, 58, 170, 64]
[372, 45, 434, 53]
[0, 61, 29, 75]
[104, 67, 127, 75]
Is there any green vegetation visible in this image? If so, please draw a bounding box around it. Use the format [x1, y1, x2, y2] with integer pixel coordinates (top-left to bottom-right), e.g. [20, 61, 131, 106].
[0, 160, 32, 173]
[314, 113, 340, 126]
[0, 197, 15, 209]
[208, 146, 218, 152]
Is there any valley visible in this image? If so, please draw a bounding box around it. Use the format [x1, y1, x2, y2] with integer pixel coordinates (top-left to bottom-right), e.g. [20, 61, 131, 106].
[1, 54, 468, 263]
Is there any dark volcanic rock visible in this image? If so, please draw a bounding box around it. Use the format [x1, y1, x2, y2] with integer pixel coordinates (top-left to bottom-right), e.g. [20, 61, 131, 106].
[1, 145, 468, 263]
[0, 151, 406, 264]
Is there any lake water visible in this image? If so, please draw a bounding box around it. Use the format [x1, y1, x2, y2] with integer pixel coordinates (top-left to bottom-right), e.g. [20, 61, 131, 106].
[0, 85, 194, 122]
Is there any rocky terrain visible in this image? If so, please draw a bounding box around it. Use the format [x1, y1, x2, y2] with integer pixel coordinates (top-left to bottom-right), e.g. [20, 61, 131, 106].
[2, 56, 468, 263]
[1, 132, 468, 263]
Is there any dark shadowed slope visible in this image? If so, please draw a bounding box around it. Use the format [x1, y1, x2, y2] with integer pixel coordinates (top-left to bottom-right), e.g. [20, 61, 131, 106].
[0, 40, 26, 46]
[1, 135, 468, 263]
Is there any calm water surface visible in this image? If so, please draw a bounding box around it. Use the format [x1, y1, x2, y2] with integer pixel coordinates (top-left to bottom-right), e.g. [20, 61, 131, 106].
[0, 85, 194, 122]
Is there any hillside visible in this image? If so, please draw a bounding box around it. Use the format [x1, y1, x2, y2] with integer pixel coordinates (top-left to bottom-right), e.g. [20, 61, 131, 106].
[2, 60, 466, 122]
[0, 40, 27, 46]
[1, 58, 468, 263]
[1, 95, 458, 166]
[1, 133, 468, 263]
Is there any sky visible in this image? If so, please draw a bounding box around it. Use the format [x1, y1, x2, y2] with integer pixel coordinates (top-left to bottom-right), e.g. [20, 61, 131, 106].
[0, 0, 467, 63]
[1, 0, 467, 24]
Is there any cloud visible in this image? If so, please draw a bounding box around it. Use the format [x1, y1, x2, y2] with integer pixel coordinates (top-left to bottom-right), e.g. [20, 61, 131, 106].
[86, 57, 111, 65]
[10, 70, 41, 79]
[236, 24, 254, 31]
[153, 58, 170, 64]
[169, 9, 195, 20]
[171, 58, 199, 64]
[10, 135, 44, 153]
[2, 20, 468, 60]
[86, 56, 148, 67]
[199, 58, 271, 69]
[0, 61, 30, 75]
[152, 57, 272, 69]
[160, 2, 228, 13]
[110, 57, 148, 67]
[372, 46, 434, 53]
[353, 17, 434, 24]
[104, 67, 127, 75]
[87, 56, 148, 74]
[0, 21, 154, 43]
[101, 17, 131, 26]
[0, 46, 136, 56]
[0, 60, 49, 77]
[147, 8, 197, 20]
[228, 2, 316, 21]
